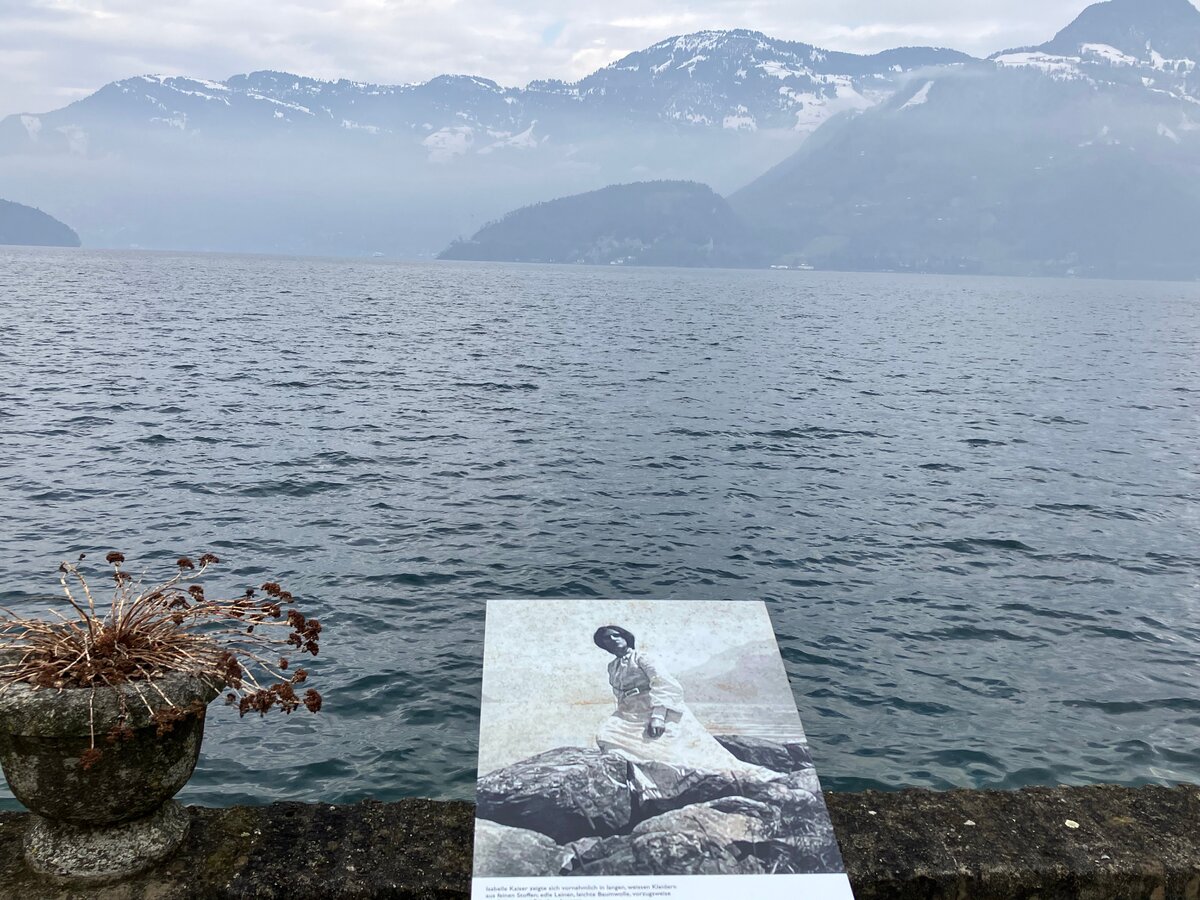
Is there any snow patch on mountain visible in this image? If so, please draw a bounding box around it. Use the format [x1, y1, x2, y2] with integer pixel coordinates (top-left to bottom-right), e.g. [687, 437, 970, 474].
[140, 74, 230, 93]
[993, 52, 1089, 80]
[723, 109, 757, 131]
[1157, 121, 1181, 141]
[832, 81, 875, 110]
[136, 75, 231, 104]
[1148, 49, 1197, 72]
[19, 115, 41, 140]
[479, 122, 541, 153]
[901, 81, 935, 109]
[757, 60, 807, 79]
[668, 32, 736, 54]
[1082, 43, 1140, 65]
[56, 125, 88, 155]
[423, 126, 474, 162]
[247, 94, 314, 115]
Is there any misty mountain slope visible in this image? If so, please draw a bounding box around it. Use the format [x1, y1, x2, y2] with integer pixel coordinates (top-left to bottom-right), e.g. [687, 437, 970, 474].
[0, 199, 80, 247]
[729, 0, 1200, 279]
[1030, 0, 1200, 63]
[4, 3, 1196, 265]
[991, 0, 1198, 103]
[0, 30, 973, 256]
[439, 181, 761, 267]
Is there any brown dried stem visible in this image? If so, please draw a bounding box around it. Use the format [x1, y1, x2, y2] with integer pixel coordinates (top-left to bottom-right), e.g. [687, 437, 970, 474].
[0, 553, 325, 766]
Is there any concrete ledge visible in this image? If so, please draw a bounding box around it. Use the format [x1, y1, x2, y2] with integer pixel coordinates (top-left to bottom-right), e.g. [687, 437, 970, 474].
[0, 785, 1197, 898]
[830, 784, 1200, 899]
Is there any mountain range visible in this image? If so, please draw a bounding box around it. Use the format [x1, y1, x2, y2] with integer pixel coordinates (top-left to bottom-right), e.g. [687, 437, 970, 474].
[0, 30, 971, 257]
[727, 0, 1200, 278]
[1, 35, 969, 159]
[447, 0, 1200, 278]
[2, 0, 1197, 277]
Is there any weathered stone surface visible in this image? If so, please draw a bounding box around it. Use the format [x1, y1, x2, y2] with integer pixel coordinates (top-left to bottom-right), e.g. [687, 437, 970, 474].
[0, 798, 475, 899]
[573, 797, 779, 877]
[568, 801, 782, 878]
[826, 784, 1200, 900]
[0, 785, 1198, 897]
[24, 799, 189, 881]
[714, 734, 814, 773]
[476, 747, 632, 843]
[578, 764, 843, 877]
[564, 832, 638, 877]
[629, 760, 748, 819]
[472, 819, 572, 878]
[743, 777, 843, 873]
[0, 672, 219, 826]
[772, 766, 822, 795]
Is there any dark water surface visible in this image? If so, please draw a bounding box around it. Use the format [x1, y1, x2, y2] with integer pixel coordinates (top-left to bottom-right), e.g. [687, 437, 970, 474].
[0, 247, 1197, 807]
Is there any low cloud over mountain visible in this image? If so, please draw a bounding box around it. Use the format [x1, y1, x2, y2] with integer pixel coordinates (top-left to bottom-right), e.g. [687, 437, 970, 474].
[0, 32, 967, 257]
[729, 0, 1200, 278]
[4, 0, 1198, 277]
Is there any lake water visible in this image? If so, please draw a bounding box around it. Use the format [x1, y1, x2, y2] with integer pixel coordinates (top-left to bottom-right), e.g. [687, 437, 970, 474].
[0, 247, 1197, 808]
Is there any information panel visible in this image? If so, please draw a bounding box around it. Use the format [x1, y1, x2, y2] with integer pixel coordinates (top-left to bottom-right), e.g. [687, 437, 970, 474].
[472, 599, 855, 899]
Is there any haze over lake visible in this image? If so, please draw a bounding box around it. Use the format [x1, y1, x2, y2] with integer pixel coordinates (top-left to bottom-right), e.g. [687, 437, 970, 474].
[0, 247, 1197, 807]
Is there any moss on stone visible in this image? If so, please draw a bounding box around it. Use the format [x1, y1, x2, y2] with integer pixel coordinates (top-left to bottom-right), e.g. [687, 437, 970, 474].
[0, 786, 1198, 897]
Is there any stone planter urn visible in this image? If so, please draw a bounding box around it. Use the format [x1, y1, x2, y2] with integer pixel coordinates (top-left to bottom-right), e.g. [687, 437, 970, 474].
[0, 668, 220, 880]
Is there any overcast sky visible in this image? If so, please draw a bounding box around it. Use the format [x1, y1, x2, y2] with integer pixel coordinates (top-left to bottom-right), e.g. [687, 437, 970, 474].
[1, 0, 1102, 117]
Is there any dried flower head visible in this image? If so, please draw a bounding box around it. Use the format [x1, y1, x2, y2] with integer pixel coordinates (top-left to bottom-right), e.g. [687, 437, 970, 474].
[0, 553, 327, 767]
[106, 723, 134, 745]
[80, 748, 104, 770]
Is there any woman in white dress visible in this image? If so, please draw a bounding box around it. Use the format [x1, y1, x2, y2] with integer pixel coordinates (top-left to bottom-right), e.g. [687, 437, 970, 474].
[592, 625, 773, 777]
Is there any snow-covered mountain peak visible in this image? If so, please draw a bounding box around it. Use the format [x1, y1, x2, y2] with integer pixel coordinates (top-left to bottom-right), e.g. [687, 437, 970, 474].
[648, 29, 790, 56]
[1014, 0, 1200, 64]
[135, 74, 230, 92]
[565, 29, 971, 132]
[989, 0, 1199, 99]
[16, 25, 983, 152]
[426, 74, 504, 91]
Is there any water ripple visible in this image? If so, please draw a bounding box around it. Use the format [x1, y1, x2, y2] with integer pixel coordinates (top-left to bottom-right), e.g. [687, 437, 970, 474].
[0, 248, 1198, 805]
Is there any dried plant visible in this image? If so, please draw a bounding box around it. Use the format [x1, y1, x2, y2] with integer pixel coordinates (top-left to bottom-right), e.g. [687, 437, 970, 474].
[0, 552, 324, 766]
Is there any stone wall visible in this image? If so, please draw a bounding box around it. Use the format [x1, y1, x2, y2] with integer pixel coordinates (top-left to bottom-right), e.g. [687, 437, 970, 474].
[0, 785, 1197, 898]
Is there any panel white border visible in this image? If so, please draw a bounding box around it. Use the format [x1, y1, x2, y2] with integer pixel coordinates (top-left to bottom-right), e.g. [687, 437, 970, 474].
[473, 873, 855, 899]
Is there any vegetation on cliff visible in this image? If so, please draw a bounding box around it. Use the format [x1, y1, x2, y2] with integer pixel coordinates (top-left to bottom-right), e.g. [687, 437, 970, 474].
[0, 199, 80, 247]
[439, 181, 762, 268]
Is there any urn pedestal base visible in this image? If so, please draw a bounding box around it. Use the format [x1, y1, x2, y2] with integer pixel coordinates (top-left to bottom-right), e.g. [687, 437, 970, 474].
[23, 799, 189, 882]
